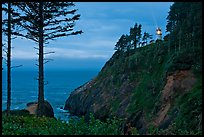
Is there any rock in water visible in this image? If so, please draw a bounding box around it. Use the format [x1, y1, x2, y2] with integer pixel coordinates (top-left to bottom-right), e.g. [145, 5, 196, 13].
[25, 100, 54, 118]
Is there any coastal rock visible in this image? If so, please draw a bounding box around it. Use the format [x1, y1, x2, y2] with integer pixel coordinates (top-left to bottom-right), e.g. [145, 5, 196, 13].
[25, 100, 54, 118]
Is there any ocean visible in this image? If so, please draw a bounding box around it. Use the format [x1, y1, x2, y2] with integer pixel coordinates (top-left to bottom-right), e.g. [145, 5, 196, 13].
[2, 69, 99, 121]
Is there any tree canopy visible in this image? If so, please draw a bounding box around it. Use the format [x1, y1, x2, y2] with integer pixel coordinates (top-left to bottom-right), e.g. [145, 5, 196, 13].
[166, 2, 202, 52]
[12, 2, 82, 44]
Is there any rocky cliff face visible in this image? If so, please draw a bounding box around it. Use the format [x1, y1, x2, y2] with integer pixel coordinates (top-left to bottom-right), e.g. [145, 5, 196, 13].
[64, 44, 202, 134]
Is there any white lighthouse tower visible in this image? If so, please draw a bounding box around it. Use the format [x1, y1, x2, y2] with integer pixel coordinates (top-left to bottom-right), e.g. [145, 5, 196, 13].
[156, 27, 162, 40]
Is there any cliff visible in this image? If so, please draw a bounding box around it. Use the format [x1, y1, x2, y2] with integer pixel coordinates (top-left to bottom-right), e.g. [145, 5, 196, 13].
[64, 42, 202, 134]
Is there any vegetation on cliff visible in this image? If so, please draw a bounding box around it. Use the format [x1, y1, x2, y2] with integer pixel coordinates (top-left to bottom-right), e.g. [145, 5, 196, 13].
[65, 2, 202, 135]
[65, 41, 202, 135]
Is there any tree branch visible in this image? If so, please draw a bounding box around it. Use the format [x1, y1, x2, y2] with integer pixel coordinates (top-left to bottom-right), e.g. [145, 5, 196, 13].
[43, 58, 54, 64]
[34, 47, 39, 50]
[44, 51, 55, 55]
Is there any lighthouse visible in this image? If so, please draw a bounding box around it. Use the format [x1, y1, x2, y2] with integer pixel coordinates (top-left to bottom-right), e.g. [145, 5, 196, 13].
[156, 27, 162, 40]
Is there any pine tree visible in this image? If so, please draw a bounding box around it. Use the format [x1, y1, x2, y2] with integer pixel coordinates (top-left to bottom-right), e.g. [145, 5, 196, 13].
[2, 2, 22, 115]
[129, 23, 142, 49]
[166, 2, 201, 53]
[13, 2, 82, 116]
[115, 34, 128, 52]
[142, 32, 153, 46]
[3, 2, 12, 116]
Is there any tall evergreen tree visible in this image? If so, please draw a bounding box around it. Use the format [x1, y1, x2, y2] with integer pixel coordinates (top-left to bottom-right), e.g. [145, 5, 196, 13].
[2, 2, 22, 115]
[142, 32, 153, 45]
[129, 23, 142, 49]
[13, 2, 82, 116]
[114, 34, 128, 52]
[3, 2, 12, 116]
[166, 2, 202, 52]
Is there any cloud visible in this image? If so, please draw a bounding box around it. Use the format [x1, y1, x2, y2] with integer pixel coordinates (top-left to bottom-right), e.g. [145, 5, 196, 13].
[45, 47, 114, 59]
[50, 38, 116, 51]
[11, 46, 114, 60]
[6, 31, 116, 60]
[12, 49, 37, 59]
[6, 34, 115, 60]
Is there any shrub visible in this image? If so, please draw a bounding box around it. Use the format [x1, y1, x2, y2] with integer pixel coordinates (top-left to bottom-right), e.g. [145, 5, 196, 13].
[2, 113, 124, 135]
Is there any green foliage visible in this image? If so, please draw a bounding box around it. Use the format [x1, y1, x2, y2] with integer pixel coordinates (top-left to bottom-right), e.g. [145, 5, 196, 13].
[165, 46, 202, 74]
[2, 111, 202, 135]
[166, 2, 202, 52]
[148, 124, 159, 135]
[114, 34, 129, 52]
[66, 114, 124, 135]
[2, 113, 124, 135]
[129, 23, 142, 49]
[127, 73, 162, 115]
[157, 122, 202, 135]
[129, 127, 140, 135]
[173, 76, 202, 132]
[111, 99, 121, 112]
[127, 44, 167, 115]
[142, 31, 153, 44]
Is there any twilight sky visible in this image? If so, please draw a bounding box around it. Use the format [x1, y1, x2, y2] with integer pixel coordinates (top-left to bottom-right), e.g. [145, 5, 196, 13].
[2, 2, 173, 71]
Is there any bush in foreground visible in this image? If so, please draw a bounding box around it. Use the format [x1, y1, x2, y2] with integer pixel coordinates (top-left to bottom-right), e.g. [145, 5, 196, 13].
[2, 112, 201, 135]
[2, 113, 125, 135]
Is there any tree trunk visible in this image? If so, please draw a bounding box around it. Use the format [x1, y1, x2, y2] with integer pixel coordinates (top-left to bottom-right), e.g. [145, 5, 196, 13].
[37, 2, 44, 117]
[7, 2, 11, 116]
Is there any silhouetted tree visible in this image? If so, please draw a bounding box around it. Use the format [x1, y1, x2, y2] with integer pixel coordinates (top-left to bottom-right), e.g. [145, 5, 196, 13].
[142, 32, 153, 46]
[114, 34, 128, 52]
[13, 2, 82, 117]
[129, 23, 142, 49]
[2, 2, 22, 115]
[3, 2, 12, 116]
[125, 34, 132, 51]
